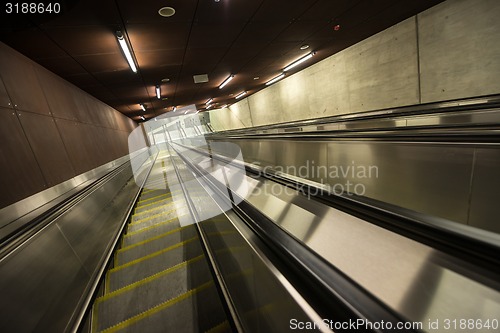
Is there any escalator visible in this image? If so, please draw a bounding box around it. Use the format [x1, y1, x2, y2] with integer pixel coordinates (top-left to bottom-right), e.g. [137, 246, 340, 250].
[90, 153, 231, 333]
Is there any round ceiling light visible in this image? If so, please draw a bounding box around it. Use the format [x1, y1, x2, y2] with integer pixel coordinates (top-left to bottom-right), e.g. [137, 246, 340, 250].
[161, 78, 170, 82]
[158, 7, 176, 17]
[300, 44, 310, 50]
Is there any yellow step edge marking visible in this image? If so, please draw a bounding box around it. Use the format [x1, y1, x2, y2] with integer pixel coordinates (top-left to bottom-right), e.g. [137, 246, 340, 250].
[130, 208, 178, 225]
[108, 236, 199, 273]
[134, 198, 174, 212]
[136, 193, 171, 206]
[98, 255, 204, 303]
[123, 216, 184, 238]
[119, 225, 194, 253]
[206, 320, 231, 333]
[131, 202, 187, 220]
[136, 190, 182, 204]
[133, 200, 177, 215]
[100, 281, 214, 333]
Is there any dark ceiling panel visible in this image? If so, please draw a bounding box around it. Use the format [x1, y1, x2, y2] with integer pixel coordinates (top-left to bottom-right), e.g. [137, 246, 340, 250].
[43, 25, 121, 56]
[253, 0, 318, 22]
[0, 27, 67, 59]
[35, 56, 87, 77]
[0, 0, 444, 120]
[127, 22, 191, 51]
[74, 53, 129, 73]
[135, 49, 185, 69]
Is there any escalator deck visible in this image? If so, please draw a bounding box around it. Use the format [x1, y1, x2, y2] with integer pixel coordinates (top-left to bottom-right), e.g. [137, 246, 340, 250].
[91, 173, 230, 333]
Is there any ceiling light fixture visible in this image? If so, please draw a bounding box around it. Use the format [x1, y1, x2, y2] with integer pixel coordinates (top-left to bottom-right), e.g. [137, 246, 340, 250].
[173, 107, 177, 112]
[219, 74, 234, 89]
[156, 85, 161, 99]
[116, 31, 137, 73]
[158, 7, 176, 17]
[219, 104, 228, 109]
[140, 116, 145, 121]
[206, 104, 213, 109]
[139, 103, 146, 111]
[235, 91, 247, 99]
[265, 73, 285, 86]
[284, 52, 315, 72]
[206, 98, 213, 105]
[300, 44, 310, 50]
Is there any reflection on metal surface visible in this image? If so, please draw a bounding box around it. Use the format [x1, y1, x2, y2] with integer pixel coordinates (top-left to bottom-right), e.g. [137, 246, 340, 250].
[179, 143, 500, 332]
[208, 138, 500, 234]
[0, 153, 136, 233]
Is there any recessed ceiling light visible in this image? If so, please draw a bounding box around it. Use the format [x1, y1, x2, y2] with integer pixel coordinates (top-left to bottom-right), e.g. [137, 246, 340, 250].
[235, 91, 247, 99]
[162, 97, 168, 101]
[158, 7, 175, 17]
[253, 76, 260, 80]
[300, 44, 310, 50]
[161, 78, 170, 82]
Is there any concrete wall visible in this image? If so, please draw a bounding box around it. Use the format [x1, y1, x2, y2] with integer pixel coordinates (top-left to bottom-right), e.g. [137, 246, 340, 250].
[209, 0, 500, 130]
[0, 42, 137, 208]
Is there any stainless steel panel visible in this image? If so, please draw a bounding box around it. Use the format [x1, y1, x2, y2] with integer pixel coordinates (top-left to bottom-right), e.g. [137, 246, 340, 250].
[0, 44, 51, 115]
[468, 148, 500, 233]
[0, 108, 47, 208]
[240, 177, 500, 330]
[326, 141, 474, 224]
[0, 160, 140, 333]
[0, 223, 90, 333]
[0, 154, 130, 232]
[17, 111, 76, 187]
[275, 141, 328, 184]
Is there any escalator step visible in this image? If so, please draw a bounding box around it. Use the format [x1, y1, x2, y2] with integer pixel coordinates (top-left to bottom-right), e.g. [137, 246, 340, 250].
[206, 321, 232, 333]
[94, 256, 212, 332]
[93, 281, 226, 333]
[115, 225, 197, 266]
[121, 217, 187, 247]
[106, 237, 202, 292]
[128, 207, 188, 232]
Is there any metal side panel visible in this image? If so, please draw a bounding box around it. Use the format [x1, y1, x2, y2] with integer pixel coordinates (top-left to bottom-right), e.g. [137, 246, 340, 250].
[468, 148, 500, 233]
[326, 141, 474, 224]
[0, 223, 90, 333]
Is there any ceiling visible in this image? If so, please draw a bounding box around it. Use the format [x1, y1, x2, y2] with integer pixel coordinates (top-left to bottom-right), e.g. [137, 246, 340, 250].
[0, 0, 443, 122]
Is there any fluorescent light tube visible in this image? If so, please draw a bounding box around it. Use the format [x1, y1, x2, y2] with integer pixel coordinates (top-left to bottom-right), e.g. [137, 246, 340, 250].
[284, 52, 315, 72]
[116, 31, 137, 73]
[235, 91, 247, 99]
[156, 85, 161, 99]
[219, 74, 234, 89]
[206, 98, 213, 105]
[265, 73, 285, 86]
[140, 116, 145, 120]
[140, 103, 146, 111]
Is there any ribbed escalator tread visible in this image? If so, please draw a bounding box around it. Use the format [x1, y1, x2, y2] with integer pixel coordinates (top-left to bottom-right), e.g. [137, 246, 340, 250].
[121, 216, 188, 247]
[106, 236, 203, 293]
[206, 321, 233, 333]
[94, 256, 214, 332]
[93, 281, 226, 333]
[115, 225, 198, 266]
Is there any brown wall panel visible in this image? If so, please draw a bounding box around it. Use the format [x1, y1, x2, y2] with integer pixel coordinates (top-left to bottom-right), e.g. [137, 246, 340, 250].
[0, 42, 136, 207]
[36, 67, 78, 121]
[0, 44, 51, 115]
[17, 111, 76, 187]
[0, 76, 13, 109]
[0, 108, 47, 208]
[71, 88, 93, 124]
[55, 119, 96, 175]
